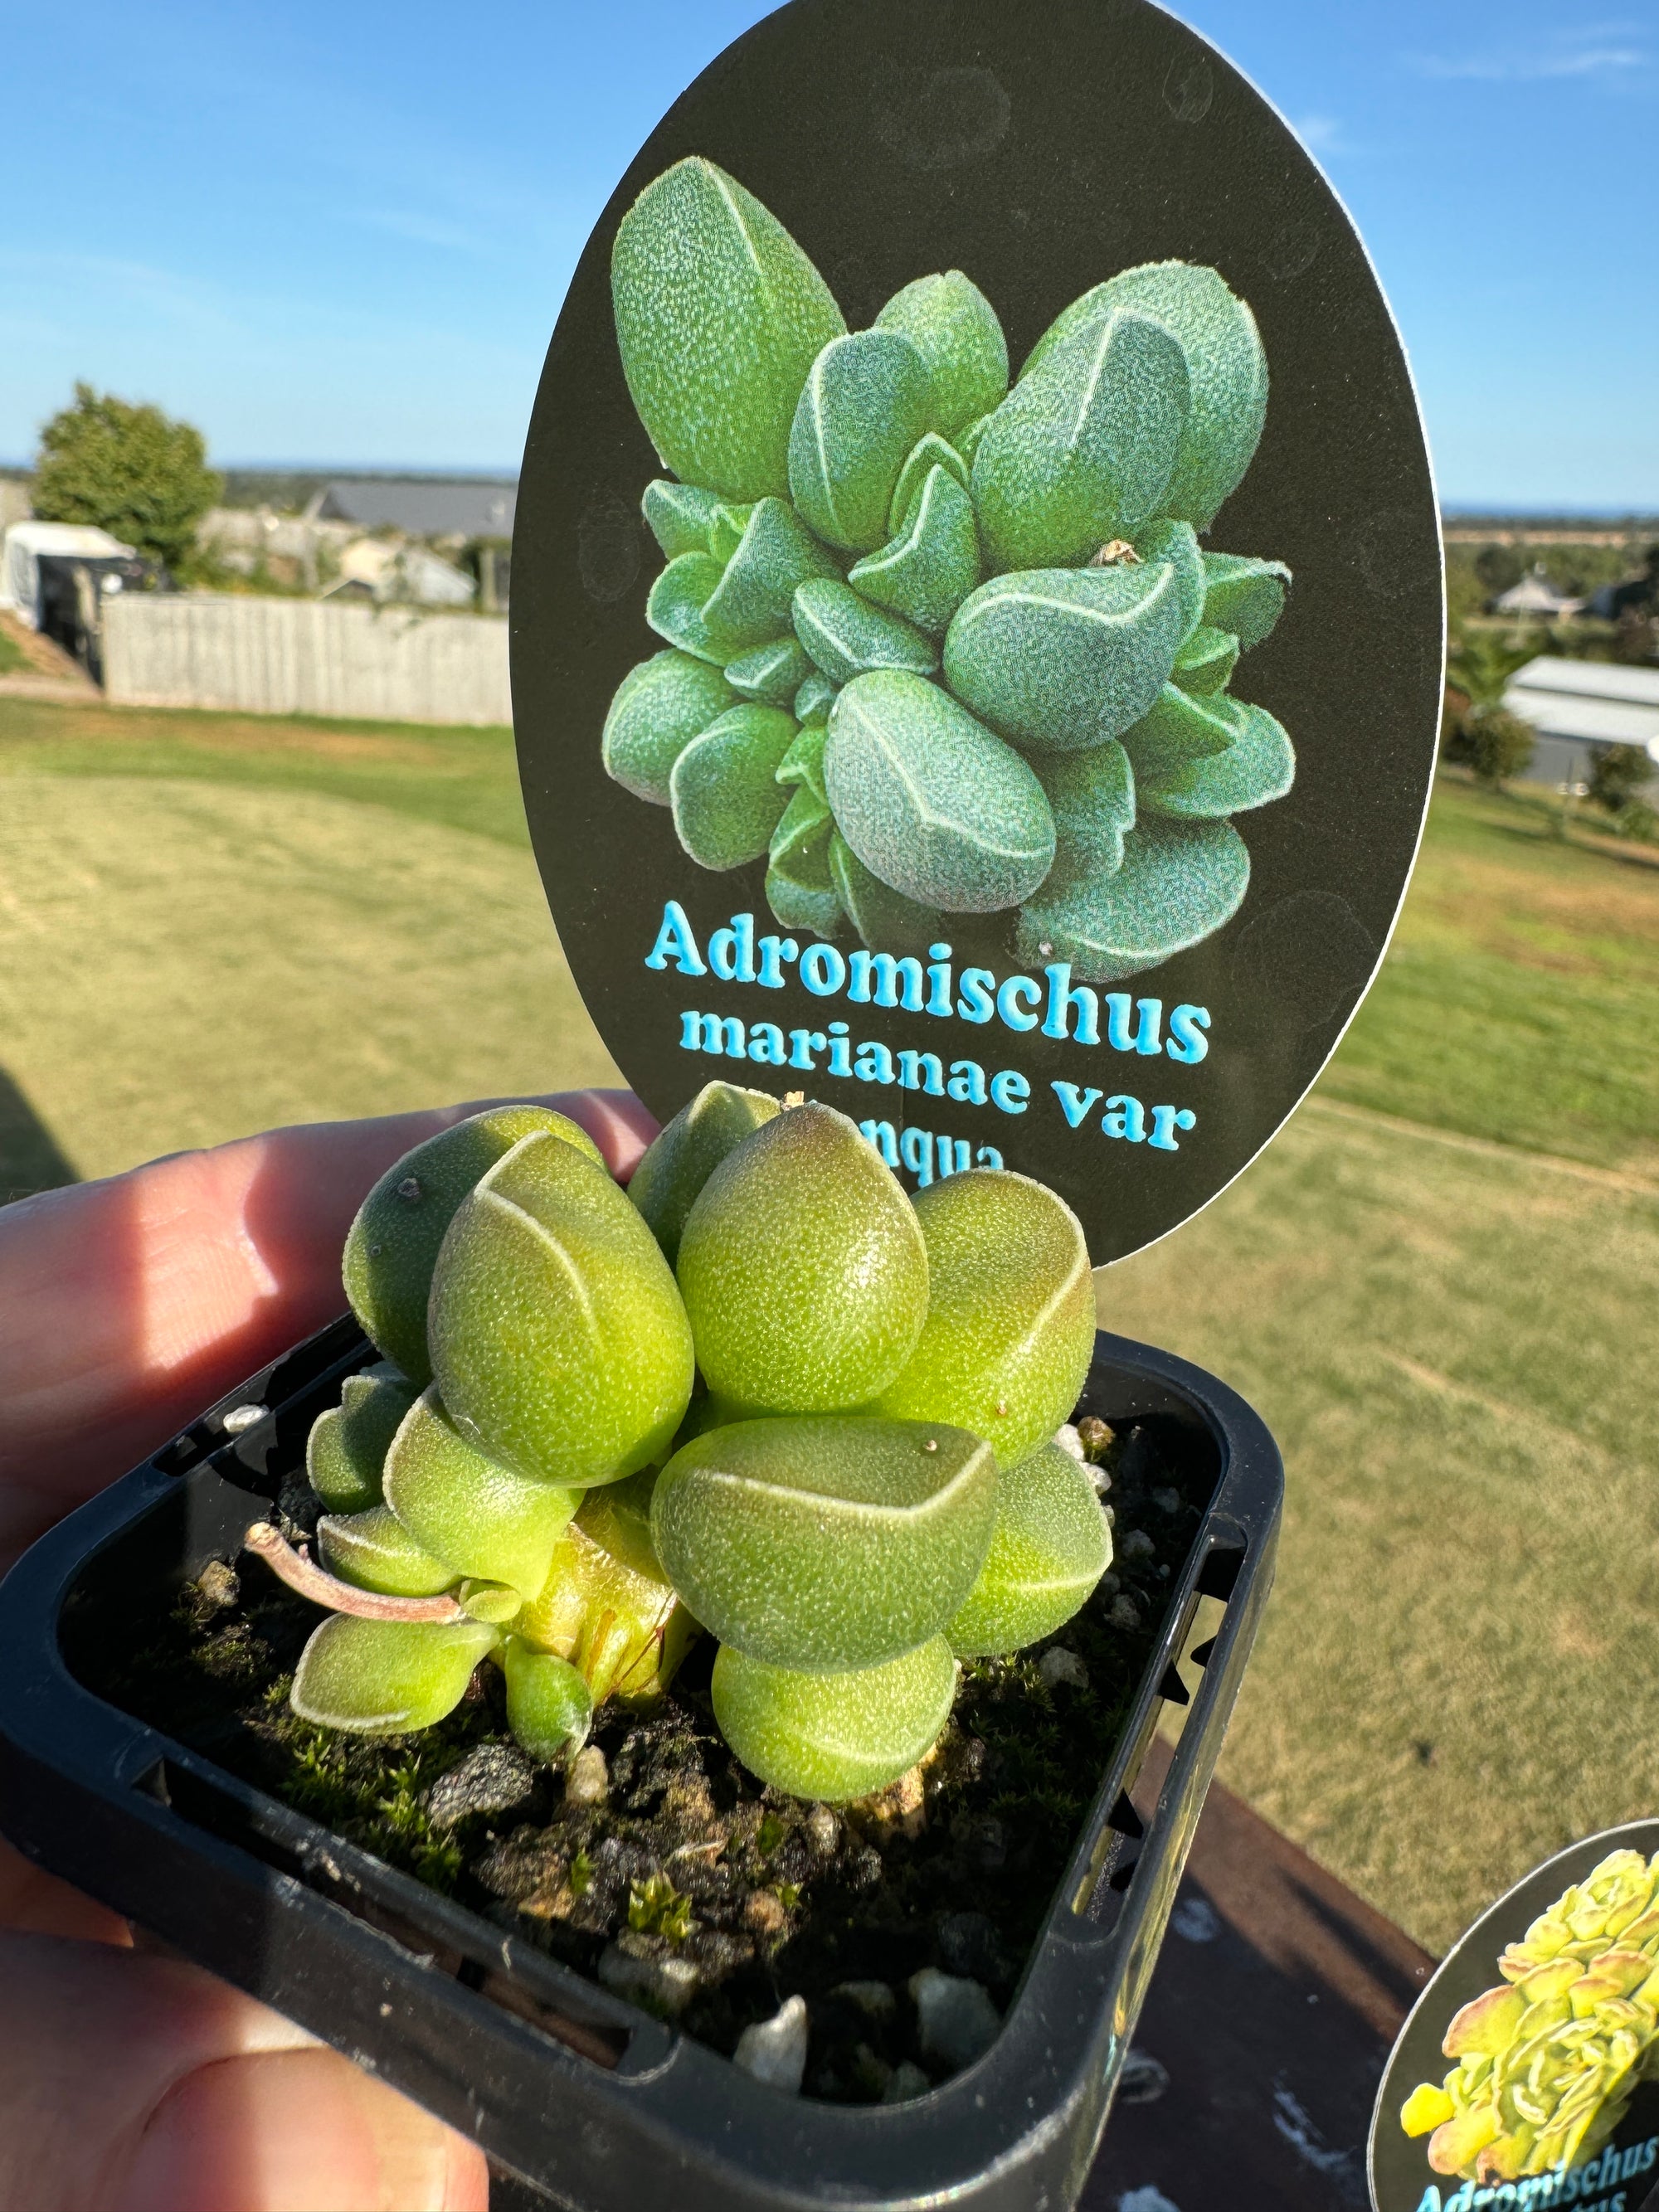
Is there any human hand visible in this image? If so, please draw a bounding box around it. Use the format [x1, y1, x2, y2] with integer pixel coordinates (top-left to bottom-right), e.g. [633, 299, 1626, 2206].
[0, 1090, 656, 2212]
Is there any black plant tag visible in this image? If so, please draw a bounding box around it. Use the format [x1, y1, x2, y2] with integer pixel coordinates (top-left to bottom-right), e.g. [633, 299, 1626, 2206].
[1370, 1821, 1659, 2210]
[510, 0, 1442, 1264]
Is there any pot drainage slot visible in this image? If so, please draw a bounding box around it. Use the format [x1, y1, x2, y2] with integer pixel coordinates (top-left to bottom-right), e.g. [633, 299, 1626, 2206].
[134, 1757, 626, 2069]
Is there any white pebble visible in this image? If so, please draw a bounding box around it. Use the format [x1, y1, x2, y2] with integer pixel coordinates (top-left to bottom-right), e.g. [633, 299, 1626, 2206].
[881, 2061, 932, 2103]
[1038, 1646, 1089, 1691]
[1053, 1422, 1086, 1462]
[733, 1993, 809, 2094]
[597, 1944, 698, 2015]
[565, 1746, 609, 1806]
[908, 1967, 1000, 2069]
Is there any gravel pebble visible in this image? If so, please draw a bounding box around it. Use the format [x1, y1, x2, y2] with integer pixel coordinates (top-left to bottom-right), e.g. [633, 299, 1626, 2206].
[1109, 1594, 1142, 1631]
[1120, 1529, 1155, 1560]
[804, 1804, 840, 1855]
[422, 1743, 537, 1826]
[832, 1980, 897, 2019]
[733, 1994, 809, 2093]
[909, 1968, 1000, 2069]
[882, 2061, 932, 2104]
[597, 1942, 699, 2016]
[1151, 1486, 1181, 1514]
[1053, 1423, 1085, 1462]
[1037, 1647, 1089, 1692]
[565, 1746, 609, 1806]
[937, 1913, 1010, 1986]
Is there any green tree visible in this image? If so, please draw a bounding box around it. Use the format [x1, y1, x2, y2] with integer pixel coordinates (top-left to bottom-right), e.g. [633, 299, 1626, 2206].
[32, 383, 221, 576]
[1589, 743, 1654, 815]
[1465, 706, 1537, 789]
[1447, 629, 1537, 707]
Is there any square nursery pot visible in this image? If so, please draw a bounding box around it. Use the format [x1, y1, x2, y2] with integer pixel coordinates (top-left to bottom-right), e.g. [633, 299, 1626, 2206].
[0, 1316, 1281, 2212]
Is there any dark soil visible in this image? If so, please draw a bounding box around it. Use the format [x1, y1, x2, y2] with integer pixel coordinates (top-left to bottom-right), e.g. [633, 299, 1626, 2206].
[88, 1421, 1202, 2103]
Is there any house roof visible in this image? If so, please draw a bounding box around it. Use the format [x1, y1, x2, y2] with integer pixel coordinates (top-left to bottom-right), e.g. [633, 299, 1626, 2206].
[1492, 569, 1581, 616]
[310, 478, 516, 540]
[1504, 655, 1659, 756]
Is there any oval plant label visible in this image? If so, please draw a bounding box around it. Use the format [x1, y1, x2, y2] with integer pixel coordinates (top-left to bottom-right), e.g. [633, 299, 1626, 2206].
[512, 0, 1442, 1265]
[1369, 1822, 1659, 2210]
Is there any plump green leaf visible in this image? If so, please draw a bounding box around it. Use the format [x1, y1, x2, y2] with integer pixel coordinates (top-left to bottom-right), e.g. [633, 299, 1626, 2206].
[603, 649, 737, 805]
[628, 1080, 781, 1269]
[888, 432, 970, 537]
[708, 503, 755, 564]
[711, 1636, 956, 1801]
[1171, 624, 1240, 696]
[654, 1416, 995, 1672]
[430, 1130, 694, 1488]
[875, 271, 1010, 440]
[848, 464, 984, 637]
[513, 1517, 688, 1702]
[956, 411, 992, 466]
[769, 781, 833, 874]
[1027, 264, 1266, 530]
[1033, 740, 1136, 879]
[612, 158, 845, 501]
[775, 719, 828, 800]
[1136, 698, 1294, 818]
[1014, 817, 1251, 982]
[574, 1467, 665, 1582]
[1201, 552, 1292, 649]
[788, 330, 933, 552]
[504, 1641, 595, 1762]
[943, 564, 1186, 754]
[459, 1582, 523, 1623]
[343, 1107, 605, 1387]
[971, 308, 1189, 571]
[1118, 683, 1238, 780]
[669, 703, 797, 869]
[291, 1616, 500, 1735]
[873, 1169, 1096, 1470]
[307, 1369, 416, 1514]
[701, 498, 841, 652]
[766, 860, 844, 938]
[828, 832, 945, 955]
[1133, 518, 1205, 642]
[382, 1384, 580, 1597]
[676, 1101, 929, 1415]
[946, 1441, 1111, 1656]
[643, 479, 722, 559]
[792, 578, 937, 683]
[645, 550, 731, 664]
[824, 669, 1054, 913]
[792, 672, 838, 727]
[726, 636, 815, 707]
[318, 1505, 459, 1597]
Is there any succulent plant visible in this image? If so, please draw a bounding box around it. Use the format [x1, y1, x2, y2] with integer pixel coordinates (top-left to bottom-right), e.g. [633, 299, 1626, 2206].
[601, 158, 1292, 980]
[1400, 1848, 1659, 2182]
[261, 1091, 1111, 1802]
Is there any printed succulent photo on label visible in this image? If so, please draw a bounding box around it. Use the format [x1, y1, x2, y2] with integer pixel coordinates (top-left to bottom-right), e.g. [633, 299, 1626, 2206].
[1370, 1823, 1659, 2212]
[512, 0, 1443, 1262]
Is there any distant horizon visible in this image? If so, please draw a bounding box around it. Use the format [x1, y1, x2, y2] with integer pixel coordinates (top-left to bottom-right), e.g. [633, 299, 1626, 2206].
[2, 457, 1656, 527]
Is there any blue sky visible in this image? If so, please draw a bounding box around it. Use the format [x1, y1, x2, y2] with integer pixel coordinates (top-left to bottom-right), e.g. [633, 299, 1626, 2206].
[4, 2, 1654, 508]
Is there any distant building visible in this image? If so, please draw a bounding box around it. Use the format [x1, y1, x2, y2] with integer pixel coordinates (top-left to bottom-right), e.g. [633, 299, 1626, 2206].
[1491, 564, 1583, 621]
[1502, 656, 1659, 789]
[309, 478, 516, 542]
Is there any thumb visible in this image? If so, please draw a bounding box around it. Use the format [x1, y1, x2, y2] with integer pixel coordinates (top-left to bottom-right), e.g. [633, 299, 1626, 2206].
[0, 1932, 489, 2212]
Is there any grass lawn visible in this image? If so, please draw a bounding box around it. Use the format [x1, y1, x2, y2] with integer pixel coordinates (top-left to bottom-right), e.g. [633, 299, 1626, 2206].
[2, 696, 1656, 1954]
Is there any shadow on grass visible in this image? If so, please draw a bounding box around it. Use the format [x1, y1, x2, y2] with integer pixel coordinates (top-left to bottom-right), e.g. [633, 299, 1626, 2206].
[0, 1067, 78, 1206]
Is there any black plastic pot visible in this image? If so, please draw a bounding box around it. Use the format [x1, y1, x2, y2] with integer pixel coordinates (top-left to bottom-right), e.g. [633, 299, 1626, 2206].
[0, 1319, 1280, 2212]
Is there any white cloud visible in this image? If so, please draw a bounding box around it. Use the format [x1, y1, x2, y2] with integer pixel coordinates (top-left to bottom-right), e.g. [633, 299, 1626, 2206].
[1292, 112, 1345, 155]
[1411, 36, 1647, 83]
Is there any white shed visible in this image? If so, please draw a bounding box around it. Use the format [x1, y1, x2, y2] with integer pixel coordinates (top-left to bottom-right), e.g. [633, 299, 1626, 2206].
[1, 521, 136, 629]
[1502, 655, 1659, 788]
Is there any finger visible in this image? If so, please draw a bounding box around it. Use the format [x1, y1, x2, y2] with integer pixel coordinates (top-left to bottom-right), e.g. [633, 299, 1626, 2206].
[0, 1933, 488, 2212]
[0, 1833, 132, 1947]
[0, 1087, 658, 1547]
